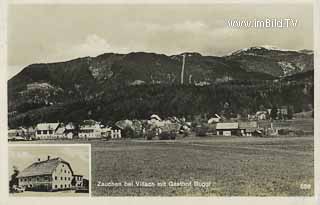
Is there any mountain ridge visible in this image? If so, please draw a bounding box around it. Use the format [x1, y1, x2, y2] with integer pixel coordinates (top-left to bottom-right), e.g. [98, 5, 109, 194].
[8, 46, 314, 128]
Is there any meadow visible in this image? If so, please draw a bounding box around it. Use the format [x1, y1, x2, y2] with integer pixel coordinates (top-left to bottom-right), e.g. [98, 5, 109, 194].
[90, 136, 314, 196]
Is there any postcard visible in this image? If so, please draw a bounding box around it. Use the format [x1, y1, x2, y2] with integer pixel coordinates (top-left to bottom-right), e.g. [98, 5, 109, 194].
[1, 0, 319, 204]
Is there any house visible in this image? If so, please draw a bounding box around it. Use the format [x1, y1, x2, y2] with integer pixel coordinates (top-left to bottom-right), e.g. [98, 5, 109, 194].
[17, 156, 75, 191]
[239, 121, 258, 136]
[208, 114, 222, 124]
[52, 123, 74, 140]
[110, 129, 122, 139]
[8, 128, 26, 141]
[35, 123, 60, 140]
[55, 127, 67, 139]
[216, 122, 239, 136]
[150, 114, 162, 122]
[64, 122, 76, 139]
[278, 106, 289, 119]
[79, 120, 102, 139]
[255, 111, 268, 120]
[73, 174, 83, 188]
[26, 126, 36, 139]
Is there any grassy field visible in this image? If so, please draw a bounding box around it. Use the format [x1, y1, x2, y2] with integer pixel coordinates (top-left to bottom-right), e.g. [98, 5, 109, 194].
[272, 118, 314, 131]
[90, 136, 314, 196]
[10, 136, 314, 196]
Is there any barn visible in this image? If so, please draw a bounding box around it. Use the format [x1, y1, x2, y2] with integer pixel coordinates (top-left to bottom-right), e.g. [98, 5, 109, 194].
[239, 121, 258, 136]
[216, 122, 239, 136]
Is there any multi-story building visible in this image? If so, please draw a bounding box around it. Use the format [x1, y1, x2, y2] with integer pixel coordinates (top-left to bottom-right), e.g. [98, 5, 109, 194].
[17, 156, 75, 191]
[79, 120, 102, 139]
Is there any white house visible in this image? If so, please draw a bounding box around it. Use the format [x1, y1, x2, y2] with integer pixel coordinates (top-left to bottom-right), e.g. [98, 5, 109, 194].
[255, 111, 268, 120]
[208, 114, 222, 124]
[35, 123, 60, 140]
[79, 120, 102, 139]
[110, 129, 122, 139]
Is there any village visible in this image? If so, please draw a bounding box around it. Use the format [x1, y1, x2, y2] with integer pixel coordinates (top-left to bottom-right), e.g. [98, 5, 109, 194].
[8, 105, 312, 142]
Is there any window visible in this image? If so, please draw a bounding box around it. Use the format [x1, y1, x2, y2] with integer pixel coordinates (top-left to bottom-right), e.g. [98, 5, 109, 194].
[65, 184, 67, 188]
[61, 177, 63, 180]
[65, 177, 67, 180]
[62, 165, 64, 167]
[43, 130, 48, 134]
[37, 130, 41, 135]
[36, 177, 39, 181]
[55, 185, 57, 188]
[49, 130, 53, 134]
[69, 184, 71, 188]
[60, 185, 63, 188]
[55, 176, 57, 180]
[64, 170, 66, 173]
[68, 177, 70, 180]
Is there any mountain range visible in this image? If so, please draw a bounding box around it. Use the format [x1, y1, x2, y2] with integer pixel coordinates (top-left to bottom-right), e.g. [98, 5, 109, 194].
[8, 46, 314, 128]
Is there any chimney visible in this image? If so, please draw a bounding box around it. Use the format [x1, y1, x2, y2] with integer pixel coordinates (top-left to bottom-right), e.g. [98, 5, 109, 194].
[38, 158, 41, 162]
[47, 155, 50, 160]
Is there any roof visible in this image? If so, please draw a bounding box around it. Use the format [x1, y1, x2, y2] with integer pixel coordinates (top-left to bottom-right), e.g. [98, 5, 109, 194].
[82, 119, 99, 125]
[36, 123, 60, 131]
[150, 114, 161, 121]
[115, 120, 133, 129]
[55, 127, 65, 135]
[216, 122, 238, 130]
[17, 157, 73, 178]
[257, 121, 272, 128]
[8, 129, 23, 134]
[256, 111, 267, 115]
[239, 121, 257, 129]
[65, 123, 75, 130]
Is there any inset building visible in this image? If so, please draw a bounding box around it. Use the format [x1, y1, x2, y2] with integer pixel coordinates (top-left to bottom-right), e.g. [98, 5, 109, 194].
[17, 156, 79, 191]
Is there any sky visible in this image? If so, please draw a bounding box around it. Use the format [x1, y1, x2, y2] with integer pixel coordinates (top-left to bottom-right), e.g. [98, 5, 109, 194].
[9, 145, 90, 179]
[7, 3, 313, 79]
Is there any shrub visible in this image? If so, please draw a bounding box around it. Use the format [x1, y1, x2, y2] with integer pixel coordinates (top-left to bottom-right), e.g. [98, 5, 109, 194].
[278, 129, 293, 135]
[195, 125, 209, 137]
[121, 127, 141, 138]
[158, 131, 176, 140]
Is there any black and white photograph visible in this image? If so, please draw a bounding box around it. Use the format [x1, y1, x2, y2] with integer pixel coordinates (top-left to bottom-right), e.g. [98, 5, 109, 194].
[4, 0, 317, 199]
[8, 145, 90, 196]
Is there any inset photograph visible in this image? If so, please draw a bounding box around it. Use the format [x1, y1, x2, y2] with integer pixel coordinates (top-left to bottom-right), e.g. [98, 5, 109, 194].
[8, 145, 90, 197]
